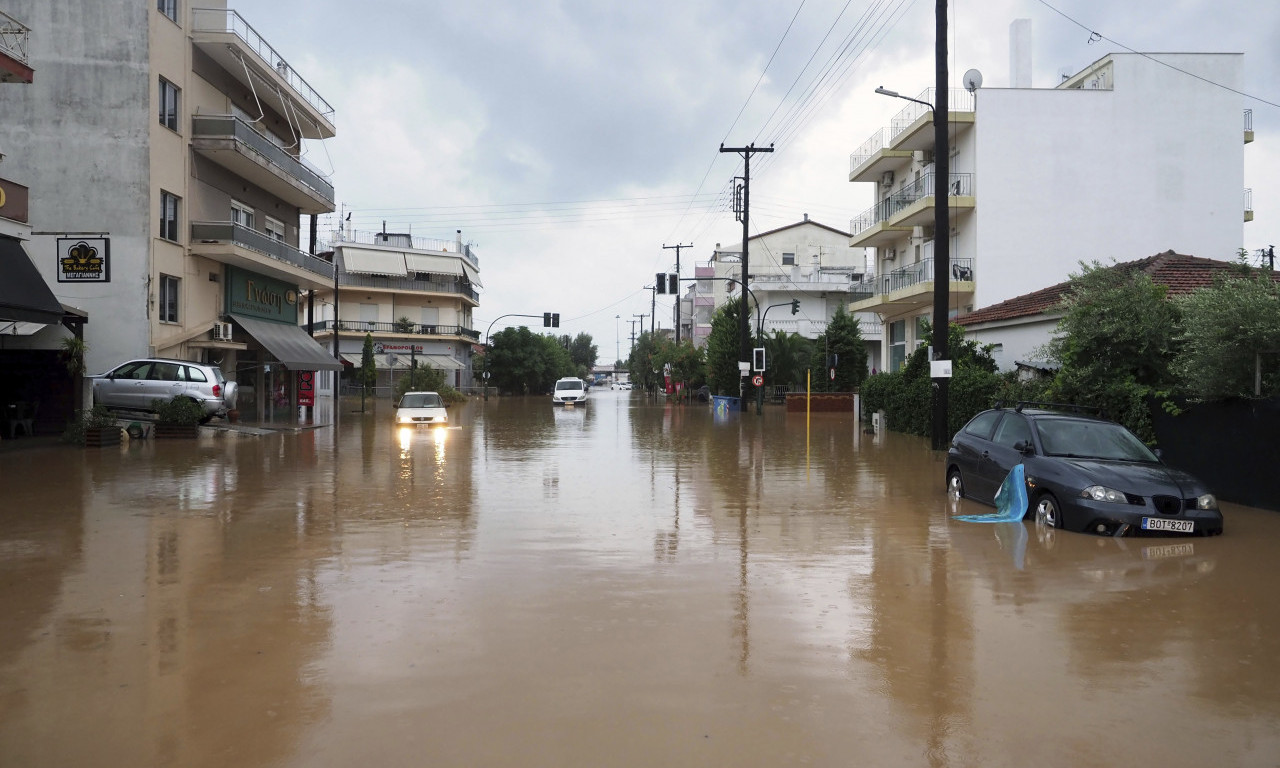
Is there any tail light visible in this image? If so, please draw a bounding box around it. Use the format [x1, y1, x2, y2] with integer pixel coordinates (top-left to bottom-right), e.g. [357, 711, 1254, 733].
[212, 384, 221, 397]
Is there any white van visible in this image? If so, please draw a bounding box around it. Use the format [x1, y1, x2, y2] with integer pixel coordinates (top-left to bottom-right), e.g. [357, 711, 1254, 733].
[551, 377, 588, 406]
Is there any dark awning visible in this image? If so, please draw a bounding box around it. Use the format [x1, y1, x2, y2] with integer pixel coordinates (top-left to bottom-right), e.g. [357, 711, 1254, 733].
[230, 313, 342, 370]
[0, 236, 64, 324]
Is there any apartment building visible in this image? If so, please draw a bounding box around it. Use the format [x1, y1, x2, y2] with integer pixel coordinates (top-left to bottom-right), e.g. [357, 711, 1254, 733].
[847, 30, 1250, 372]
[682, 216, 881, 369]
[312, 231, 482, 393]
[0, 0, 339, 423]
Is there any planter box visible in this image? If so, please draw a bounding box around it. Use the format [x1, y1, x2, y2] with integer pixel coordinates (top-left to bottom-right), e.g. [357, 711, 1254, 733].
[83, 426, 122, 447]
[154, 424, 199, 439]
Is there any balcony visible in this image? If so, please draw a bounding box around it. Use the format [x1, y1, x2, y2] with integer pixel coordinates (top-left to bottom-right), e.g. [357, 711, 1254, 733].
[192, 115, 335, 214]
[848, 128, 913, 183]
[337, 270, 480, 304]
[312, 319, 481, 343]
[849, 171, 974, 248]
[0, 11, 33, 83]
[328, 230, 480, 270]
[191, 221, 334, 289]
[849, 256, 975, 314]
[1245, 109, 1254, 144]
[886, 88, 975, 151]
[1245, 188, 1254, 222]
[191, 9, 335, 139]
[749, 270, 865, 293]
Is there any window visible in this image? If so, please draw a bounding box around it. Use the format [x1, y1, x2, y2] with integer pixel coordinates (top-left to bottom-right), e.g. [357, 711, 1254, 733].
[360, 303, 379, 330]
[159, 78, 180, 131]
[264, 216, 285, 242]
[157, 0, 178, 23]
[992, 414, 1033, 449]
[421, 307, 440, 326]
[782, 252, 795, 266]
[230, 200, 254, 229]
[963, 410, 1001, 440]
[160, 191, 180, 242]
[889, 319, 906, 372]
[159, 274, 179, 323]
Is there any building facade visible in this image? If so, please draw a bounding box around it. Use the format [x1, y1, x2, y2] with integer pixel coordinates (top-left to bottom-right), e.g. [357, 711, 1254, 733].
[0, 0, 340, 422]
[312, 231, 482, 394]
[847, 43, 1251, 372]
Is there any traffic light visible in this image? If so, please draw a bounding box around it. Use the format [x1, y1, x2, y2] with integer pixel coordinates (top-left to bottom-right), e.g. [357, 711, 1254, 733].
[543, 312, 552, 327]
[656, 273, 667, 294]
[668, 273, 679, 295]
[552, 313, 560, 328]
[790, 299, 800, 315]
[753, 347, 766, 372]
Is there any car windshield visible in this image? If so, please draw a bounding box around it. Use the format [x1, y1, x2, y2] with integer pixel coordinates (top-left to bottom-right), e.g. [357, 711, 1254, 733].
[555, 380, 583, 391]
[1034, 418, 1159, 462]
[399, 393, 443, 408]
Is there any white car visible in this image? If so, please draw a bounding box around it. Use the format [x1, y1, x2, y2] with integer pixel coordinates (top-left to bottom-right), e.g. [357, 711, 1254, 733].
[552, 377, 588, 406]
[395, 391, 448, 426]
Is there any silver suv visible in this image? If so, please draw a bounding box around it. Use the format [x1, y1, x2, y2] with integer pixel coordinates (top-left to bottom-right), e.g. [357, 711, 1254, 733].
[92, 358, 237, 422]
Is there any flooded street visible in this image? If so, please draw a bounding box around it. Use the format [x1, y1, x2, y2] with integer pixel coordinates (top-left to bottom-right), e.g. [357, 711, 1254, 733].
[2, 390, 1279, 767]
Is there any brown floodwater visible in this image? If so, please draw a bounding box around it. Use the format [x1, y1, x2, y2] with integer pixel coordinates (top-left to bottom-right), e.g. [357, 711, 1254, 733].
[1, 391, 1278, 767]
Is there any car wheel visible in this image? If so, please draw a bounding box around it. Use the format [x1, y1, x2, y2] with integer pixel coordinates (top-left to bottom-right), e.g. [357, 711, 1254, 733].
[946, 468, 964, 499]
[1034, 493, 1064, 530]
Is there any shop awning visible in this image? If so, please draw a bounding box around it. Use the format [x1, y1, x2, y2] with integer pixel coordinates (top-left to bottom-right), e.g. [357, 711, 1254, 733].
[0, 236, 64, 324]
[340, 247, 408, 277]
[461, 261, 483, 289]
[404, 252, 463, 277]
[231, 314, 342, 370]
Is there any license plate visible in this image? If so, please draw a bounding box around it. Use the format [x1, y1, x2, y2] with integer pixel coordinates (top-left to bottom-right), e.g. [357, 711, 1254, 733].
[1142, 542, 1195, 559]
[1141, 517, 1194, 533]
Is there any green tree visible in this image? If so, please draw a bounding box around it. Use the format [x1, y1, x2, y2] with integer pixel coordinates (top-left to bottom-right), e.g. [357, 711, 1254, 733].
[1173, 271, 1280, 399]
[826, 306, 867, 392]
[358, 333, 377, 411]
[568, 332, 598, 377]
[705, 297, 744, 396]
[487, 326, 576, 395]
[762, 330, 809, 387]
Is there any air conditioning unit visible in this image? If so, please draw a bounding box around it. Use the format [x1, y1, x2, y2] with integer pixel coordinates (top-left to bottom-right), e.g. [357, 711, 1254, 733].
[880, 170, 894, 187]
[213, 322, 233, 341]
[884, 248, 896, 261]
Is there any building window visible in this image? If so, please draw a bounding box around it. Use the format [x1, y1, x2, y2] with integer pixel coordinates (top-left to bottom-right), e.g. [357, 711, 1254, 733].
[159, 274, 179, 323]
[157, 0, 178, 22]
[264, 216, 285, 242]
[160, 191, 180, 242]
[231, 200, 254, 229]
[159, 78, 180, 131]
[782, 252, 795, 266]
[889, 320, 906, 372]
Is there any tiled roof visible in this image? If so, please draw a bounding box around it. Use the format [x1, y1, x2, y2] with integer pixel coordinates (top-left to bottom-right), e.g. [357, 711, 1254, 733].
[955, 251, 1275, 326]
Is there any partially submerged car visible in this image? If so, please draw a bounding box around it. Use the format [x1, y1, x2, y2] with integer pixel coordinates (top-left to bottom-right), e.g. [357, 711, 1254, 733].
[395, 391, 448, 426]
[552, 377, 588, 406]
[91, 358, 236, 423]
[946, 402, 1223, 537]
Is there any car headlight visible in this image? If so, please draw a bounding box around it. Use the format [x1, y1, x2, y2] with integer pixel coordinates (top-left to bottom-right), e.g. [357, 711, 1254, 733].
[1196, 493, 1217, 510]
[1082, 485, 1127, 503]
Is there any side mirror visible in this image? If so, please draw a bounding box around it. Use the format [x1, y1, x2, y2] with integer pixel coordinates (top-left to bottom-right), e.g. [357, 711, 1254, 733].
[1154, 448, 1163, 460]
[1013, 440, 1034, 455]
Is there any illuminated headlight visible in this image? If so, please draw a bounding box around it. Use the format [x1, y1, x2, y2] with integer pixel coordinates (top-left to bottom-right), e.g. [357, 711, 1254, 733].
[1196, 493, 1217, 510]
[1082, 485, 1126, 503]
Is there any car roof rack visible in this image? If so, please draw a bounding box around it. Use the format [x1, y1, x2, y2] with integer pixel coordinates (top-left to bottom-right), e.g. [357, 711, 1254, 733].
[1012, 400, 1104, 416]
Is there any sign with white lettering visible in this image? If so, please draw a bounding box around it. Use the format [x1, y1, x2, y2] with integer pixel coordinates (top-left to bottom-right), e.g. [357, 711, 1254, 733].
[57, 237, 110, 283]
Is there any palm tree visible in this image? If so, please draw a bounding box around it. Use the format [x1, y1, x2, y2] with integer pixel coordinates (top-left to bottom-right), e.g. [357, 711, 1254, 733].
[763, 329, 808, 388]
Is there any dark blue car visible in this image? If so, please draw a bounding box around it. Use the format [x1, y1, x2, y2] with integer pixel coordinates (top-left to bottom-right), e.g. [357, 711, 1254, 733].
[946, 403, 1224, 537]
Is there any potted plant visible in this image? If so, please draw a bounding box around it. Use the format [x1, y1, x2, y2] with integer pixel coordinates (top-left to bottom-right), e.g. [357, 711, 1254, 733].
[62, 404, 121, 447]
[152, 397, 204, 439]
[394, 316, 415, 333]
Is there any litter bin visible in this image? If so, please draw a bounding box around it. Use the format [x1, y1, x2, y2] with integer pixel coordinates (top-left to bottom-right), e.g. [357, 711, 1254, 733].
[711, 395, 740, 421]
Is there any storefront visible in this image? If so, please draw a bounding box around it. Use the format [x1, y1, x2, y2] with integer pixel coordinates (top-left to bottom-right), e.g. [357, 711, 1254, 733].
[224, 266, 340, 423]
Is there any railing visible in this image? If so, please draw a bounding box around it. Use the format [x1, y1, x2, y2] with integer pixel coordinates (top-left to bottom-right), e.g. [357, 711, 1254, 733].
[191, 8, 335, 121]
[1245, 109, 1253, 133]
[325, 230, 480, 269]
[886, 88, 976, 142]
[313, 319, 481, 341]
[337, 271, 479, 302]
[192, 115, 334, 202]
[851, 257, 975, 298]
[1245, 188, 1253, 219]
[750, 271, 860, 287]
[850, 172, 974, 234]
[849, 128, 890, 174]
[191, 220, 334, 279]
[0, 10, 31, 64]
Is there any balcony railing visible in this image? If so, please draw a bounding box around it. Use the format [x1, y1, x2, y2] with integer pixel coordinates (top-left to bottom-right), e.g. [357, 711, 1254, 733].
[849, 128, 890, 175]
[312, 318, 481, 341]
[888, 88, 976, 142]
[191, 220, 334, 279]
[324, 230, 480, 269]
[1245, 188, 1254, 222]
[337, 270, 479, 302]
[851, 257, 975, 298]
[849, 172, 974, 235]
[192, 115, 334, 203]
[0, 11, 31, 65]
[191, 8, 334, 121]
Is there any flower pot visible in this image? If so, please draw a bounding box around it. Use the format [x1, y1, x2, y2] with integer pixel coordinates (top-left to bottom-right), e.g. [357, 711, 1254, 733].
[154, 424, 199, 439]
[83, 426, 122, 447]
[227, 410, 240, 423]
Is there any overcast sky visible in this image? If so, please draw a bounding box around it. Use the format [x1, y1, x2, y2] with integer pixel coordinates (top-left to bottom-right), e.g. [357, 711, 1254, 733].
[239, 0, 1279, 361]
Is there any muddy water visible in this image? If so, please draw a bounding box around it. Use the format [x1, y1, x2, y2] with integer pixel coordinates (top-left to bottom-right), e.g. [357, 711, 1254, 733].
[1, 391, 1278, 767]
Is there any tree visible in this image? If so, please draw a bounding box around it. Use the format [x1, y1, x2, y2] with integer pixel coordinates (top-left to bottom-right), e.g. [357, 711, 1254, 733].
[487, 326, 576, 395]
[568, 333, 598, 377]
[358, 333, 377, 411]
[393, 362, 447, 401]
[704, 297, 743, 396]
[762, 330, 809, 388]
[825, 306, 867, 392]
[1174, 271, 1280, 399]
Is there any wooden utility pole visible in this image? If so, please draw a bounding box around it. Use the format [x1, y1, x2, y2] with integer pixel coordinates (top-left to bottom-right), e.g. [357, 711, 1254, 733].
[719, 143, 772, 409]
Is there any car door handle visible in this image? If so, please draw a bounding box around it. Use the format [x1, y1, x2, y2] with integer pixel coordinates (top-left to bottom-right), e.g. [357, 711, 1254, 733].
[981, 451, 990, 459]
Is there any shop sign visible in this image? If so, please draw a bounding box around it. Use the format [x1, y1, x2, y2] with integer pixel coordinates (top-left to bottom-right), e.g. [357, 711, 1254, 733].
[226, 266, 298, 323]
[297, 371, 315, 406]
[57, 237, 110, 282]
[373, 342, 425, 354]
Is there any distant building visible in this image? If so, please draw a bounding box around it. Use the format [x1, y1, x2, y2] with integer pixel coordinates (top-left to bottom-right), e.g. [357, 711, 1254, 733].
[847, 23, 1252, 372]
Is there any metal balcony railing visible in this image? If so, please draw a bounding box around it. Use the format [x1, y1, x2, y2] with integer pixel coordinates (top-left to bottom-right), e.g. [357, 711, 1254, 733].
[192, 115, 334, 203]
[851, 257, 975, 298]
[337, 271, 479, 302]
[887, 88, 976, 142]
[849, 172, 974, 234]
[1245, 109, 1253, 133]
[191, 221, 334, 279]
[0, 11, 31, 64]
[191, 8, 335, 121]
[312, 319, 480, 341]
[849, 128, 890, 175]
[324, 230, 480, 269]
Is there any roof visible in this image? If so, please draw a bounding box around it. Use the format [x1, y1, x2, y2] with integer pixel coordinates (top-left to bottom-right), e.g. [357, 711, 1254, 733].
[956, 251, 1277, 327]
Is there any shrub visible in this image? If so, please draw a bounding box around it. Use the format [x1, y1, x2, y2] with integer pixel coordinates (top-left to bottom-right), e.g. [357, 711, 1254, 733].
[393, 364, 465, 404]
[152, 397, 205, 425]
[61, 404, 118, 444]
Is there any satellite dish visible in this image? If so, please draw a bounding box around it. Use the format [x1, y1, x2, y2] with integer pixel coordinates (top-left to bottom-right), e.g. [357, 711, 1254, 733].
[963, 68, 984, 93]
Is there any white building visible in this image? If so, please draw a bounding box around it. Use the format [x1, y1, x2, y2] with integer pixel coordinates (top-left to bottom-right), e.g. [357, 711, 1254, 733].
[848, 25, 1251, 372]
[0, 0, 340, 422]
[682, 216, 881, 371]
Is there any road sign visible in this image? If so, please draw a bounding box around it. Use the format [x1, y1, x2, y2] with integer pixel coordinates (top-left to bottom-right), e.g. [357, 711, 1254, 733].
[752, 374, 763, 387]
[829, 368, 836, 381]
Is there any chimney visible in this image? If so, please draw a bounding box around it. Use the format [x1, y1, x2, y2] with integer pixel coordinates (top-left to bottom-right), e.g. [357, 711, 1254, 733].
[1010, 19, 1032, 88]
[456, 229, 462, 252]
[803, 213, 809, 222]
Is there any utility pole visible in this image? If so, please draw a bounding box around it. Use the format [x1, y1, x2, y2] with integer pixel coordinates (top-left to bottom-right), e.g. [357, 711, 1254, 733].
[647, 285, 656, 335]
[930, 0, 951, 451]
[664, 243, 692, 344]
[720, 143, 773, 409]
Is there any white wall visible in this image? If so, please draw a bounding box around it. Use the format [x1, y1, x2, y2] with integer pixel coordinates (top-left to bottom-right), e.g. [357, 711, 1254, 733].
[964, 317, 1060, 373]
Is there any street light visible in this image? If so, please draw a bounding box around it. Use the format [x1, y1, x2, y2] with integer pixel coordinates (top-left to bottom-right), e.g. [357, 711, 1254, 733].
[874, 86, 934, 113]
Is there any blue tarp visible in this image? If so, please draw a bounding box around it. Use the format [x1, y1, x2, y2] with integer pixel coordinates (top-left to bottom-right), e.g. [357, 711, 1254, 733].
[954, 464, 1028, 524]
